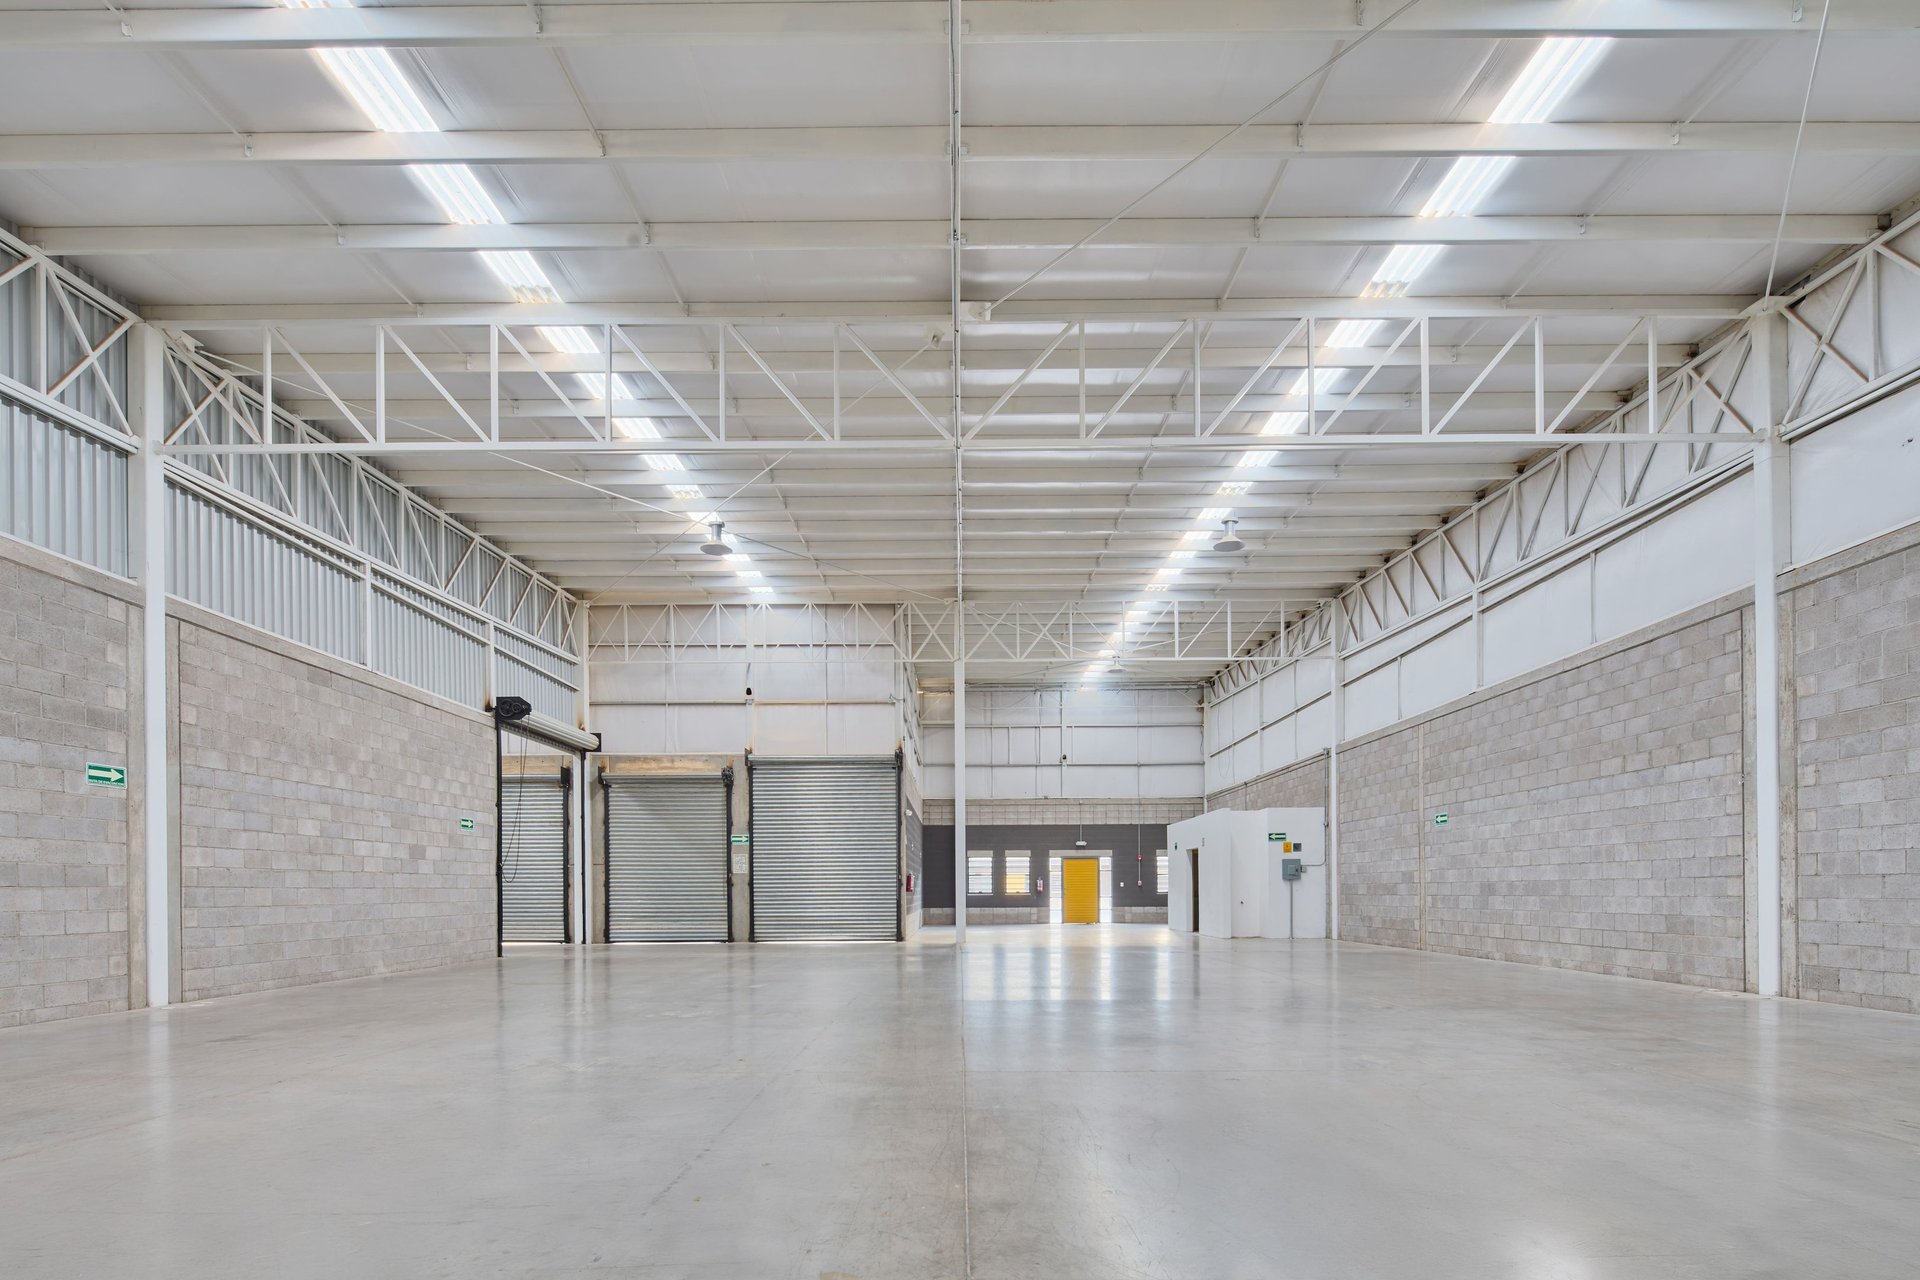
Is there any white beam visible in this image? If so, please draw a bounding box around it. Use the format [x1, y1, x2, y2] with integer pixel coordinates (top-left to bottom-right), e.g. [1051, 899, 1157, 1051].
[4, 1, 1909, 52]
[5, 122, 1917, 169]
[275, 390, 1628, 421]
[163, 431, 1754, 458]
[28, 215, 1876, 255]
[146, 295, 1750, 326]
[204, 343, 1698, 376]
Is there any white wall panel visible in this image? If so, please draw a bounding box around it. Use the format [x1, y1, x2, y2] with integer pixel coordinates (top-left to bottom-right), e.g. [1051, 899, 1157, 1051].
[1396, 620, 1476, 721]
[1594, 476, 1753, 641]
[1481, 564, 1593, 687]
[1342, 663, 1401, 740]
[1791, 383, 1920, 566]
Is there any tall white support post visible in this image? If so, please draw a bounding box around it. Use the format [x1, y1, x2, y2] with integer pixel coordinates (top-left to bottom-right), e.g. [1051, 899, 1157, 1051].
[1327, 603, 1346, 941]
[1751, 309, 1792, 997]
[574, 600, 593, 948]
[130, 324, 174, 1008]
[953, 653, 967, 945]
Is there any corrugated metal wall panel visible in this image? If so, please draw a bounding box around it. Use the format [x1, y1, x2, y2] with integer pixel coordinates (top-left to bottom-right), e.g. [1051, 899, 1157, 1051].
[750, 757, 899, 942]
[168, 483, 361, 661]
[0, 396, 129, 575]
[501, 775, 569, 943]
[605, 775, 730, 942]
[370, 585, 487, 708]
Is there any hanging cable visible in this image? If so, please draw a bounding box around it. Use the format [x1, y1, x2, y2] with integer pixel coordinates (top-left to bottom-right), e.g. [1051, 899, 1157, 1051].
[987, 0, 1430, 313]
[1763, 0, 1834, 299]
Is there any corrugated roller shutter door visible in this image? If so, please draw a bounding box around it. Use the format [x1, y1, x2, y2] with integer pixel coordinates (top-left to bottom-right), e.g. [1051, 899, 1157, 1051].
[751, 757, 899, 941]
[501, 776, 569, 942]
[605, 775, 730, 942]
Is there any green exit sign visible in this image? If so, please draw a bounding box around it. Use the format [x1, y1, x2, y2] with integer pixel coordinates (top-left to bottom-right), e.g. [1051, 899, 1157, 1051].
[1433, 812, 1449, 826]
[85, 763, 127, 788]
[459, 817, 476, 831]
[1267, 832, 1287, 842]
[730, 834, 750, 845]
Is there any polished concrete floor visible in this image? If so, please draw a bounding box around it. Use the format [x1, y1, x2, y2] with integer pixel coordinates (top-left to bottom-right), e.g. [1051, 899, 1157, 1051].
[4, 927, 1920, 1279]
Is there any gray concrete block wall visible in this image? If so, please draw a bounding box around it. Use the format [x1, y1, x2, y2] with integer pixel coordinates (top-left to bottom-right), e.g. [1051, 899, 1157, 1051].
[1791, 529, 1920, 1013]
[174, 613, 496, 1001]
[0, 545, 140, 1027]
[1208, 753, 1329, 811]
[1417, 612, 1747, 987]
[1335, 733, 1425, 950]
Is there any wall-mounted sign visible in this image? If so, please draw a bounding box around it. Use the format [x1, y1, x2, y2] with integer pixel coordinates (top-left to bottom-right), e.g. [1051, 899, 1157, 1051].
[730, 834, 750, 845]
[459, 817, 476, 831]
[1433, 812, 1450, 826]
[85, 763, 126, 788]
[1267, 832, 1287, 842]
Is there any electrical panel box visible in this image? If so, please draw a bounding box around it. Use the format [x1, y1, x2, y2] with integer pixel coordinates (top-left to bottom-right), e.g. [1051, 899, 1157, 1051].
[1280, 857, 1304, 881]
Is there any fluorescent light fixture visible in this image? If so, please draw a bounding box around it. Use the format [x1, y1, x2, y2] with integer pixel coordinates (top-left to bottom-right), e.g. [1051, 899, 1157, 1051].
[611, 417, 657, 440]
[1166, 550, 1195, 562]
[1195, 507, 1231, 523]
[1261, 412, 1306, 437]
[479, 250, 559, 303]
[1144, 583, 1170, 592]
[1237, 449, 1277, 468]
[540, 325, 602, 355]
[724, 552, 750, 563]
[1490, 37, 1612, 125]
[1180, 529, 1212, 544]
[647, 454, 689, 473]
[1364, 243, 1443, 298]
[1323, 319, 1383, 348]
[408, 164, 507, 226]
[1152, 566, 1183, 580]
[735, 569, 764, 581]
[1215, 482, 1251, 496]
[310, 45, 440, 133]
[668, 484, 705, 500]
[1420, 155, 1516, 218]
[749, 586, 775, 595]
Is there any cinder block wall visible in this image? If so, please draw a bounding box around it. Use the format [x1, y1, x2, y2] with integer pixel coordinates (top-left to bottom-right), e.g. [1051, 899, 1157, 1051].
[0, 542, 142, 1028]
[1207, 752, 1328, 811]
[1334, 733, 1426, 952]
[174, 607, 496, 1001]
[1329, 607, 1748, 987]
[1789, 525, 1920, 1013]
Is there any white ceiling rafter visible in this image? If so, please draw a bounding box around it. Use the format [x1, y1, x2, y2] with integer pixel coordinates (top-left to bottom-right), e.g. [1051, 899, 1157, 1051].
[6, 0, 1916, 50]
[3, 10, 1919, 683]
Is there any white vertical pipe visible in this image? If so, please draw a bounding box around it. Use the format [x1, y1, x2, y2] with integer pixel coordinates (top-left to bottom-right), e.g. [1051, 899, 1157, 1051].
[1326, 602, 1345, 942]
[1751, 309, 1791, 997]
[575, 599, 593, 946]
[131, 324, 173, 1007]
[953, 655, 967, 945]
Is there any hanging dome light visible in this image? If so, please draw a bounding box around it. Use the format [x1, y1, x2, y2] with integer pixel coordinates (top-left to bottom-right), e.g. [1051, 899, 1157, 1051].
[1212, 518, 1246, 553]
[700, 521, 734, 556]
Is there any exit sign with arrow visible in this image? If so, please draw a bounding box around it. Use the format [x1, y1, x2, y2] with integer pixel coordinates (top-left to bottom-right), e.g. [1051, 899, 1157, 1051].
[86, 763, 127, 788]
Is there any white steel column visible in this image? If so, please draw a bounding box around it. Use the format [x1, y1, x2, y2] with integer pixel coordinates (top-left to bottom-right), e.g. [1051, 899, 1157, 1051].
[574, 600, 592, 947]
[953, 656, 967, 945]
[130, 323, 174, 1007]
[1327, 606, 1346, 941]
[1751, 309, 1792, 998]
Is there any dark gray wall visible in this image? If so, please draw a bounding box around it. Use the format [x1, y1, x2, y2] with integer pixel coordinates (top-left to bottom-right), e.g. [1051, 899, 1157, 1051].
[923, 824, 1170, 910]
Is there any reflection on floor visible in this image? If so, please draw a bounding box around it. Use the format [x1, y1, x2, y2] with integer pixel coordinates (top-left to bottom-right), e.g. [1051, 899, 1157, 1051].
[3, 925, 1919, 1278]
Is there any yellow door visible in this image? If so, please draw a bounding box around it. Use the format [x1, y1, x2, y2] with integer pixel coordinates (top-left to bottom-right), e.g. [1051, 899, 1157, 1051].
[1062, 858, 1099, 924]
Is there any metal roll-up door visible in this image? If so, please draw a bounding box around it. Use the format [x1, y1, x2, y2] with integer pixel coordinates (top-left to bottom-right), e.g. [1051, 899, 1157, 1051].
[751, 756, 900, 942]
[605, 773, 731, 942]
[501, 774, 570, 942]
